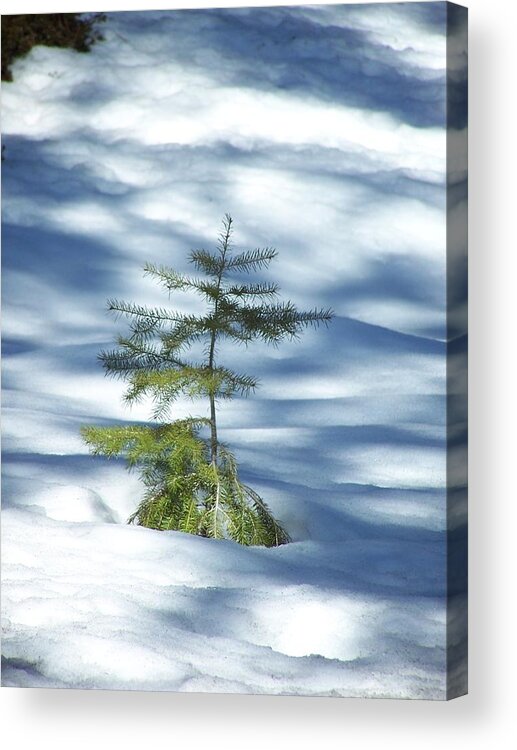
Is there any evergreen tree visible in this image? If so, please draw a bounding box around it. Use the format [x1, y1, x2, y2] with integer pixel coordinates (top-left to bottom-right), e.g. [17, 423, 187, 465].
[82, 215, 333, 547]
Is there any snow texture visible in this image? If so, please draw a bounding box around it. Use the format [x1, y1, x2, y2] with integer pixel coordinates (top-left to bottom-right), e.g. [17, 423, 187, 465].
[1, 3, 463, 697]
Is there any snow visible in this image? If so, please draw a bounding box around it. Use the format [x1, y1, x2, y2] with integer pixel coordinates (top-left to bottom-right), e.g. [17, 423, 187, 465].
[3, 510, 445, 696]
[1, 4, 466, 698]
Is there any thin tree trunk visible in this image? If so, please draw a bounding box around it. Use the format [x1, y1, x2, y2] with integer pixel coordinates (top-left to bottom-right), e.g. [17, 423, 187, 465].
[207, 279, 219, 465]
[209, 390, 218, 463]
[207, 215, 232, 466]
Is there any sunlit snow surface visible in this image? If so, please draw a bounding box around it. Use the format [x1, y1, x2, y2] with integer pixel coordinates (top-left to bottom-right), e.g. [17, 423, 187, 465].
[2, 4, 462, 697]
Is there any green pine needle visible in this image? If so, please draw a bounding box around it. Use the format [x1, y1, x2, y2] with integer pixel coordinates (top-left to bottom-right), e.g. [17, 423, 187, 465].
[82, 216, 333, 547]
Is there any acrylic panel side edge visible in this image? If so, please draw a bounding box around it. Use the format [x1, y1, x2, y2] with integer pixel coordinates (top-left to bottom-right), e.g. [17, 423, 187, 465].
[445, 0, 468, 701]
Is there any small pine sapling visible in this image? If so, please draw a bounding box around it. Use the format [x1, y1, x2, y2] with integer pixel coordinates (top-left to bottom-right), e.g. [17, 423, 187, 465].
[82, 215, 333, 547]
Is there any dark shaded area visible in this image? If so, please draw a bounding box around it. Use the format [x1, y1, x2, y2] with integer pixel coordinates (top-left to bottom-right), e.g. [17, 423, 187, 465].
[233, 423, 443, 487]
[345, 167, 445, 209]
[1, 337, 36, 357]
[1, 217, 126, 361]
[401, 0, 447, 32]
[325, 255, 446, 340]
[1, 134, 134, 335]
[1, 130, 448, 349]
[445, 5, 468, 132]
[1, 656, 48, 686]
[254, 472, 445, 542]
[0, 132, 132, 215]
[1, 12, 105, 81]
[105, 3, 453, 129]
[171, 4, 449, 128]
[2, 222, 119, 291]
[242, 316, 444, 389]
